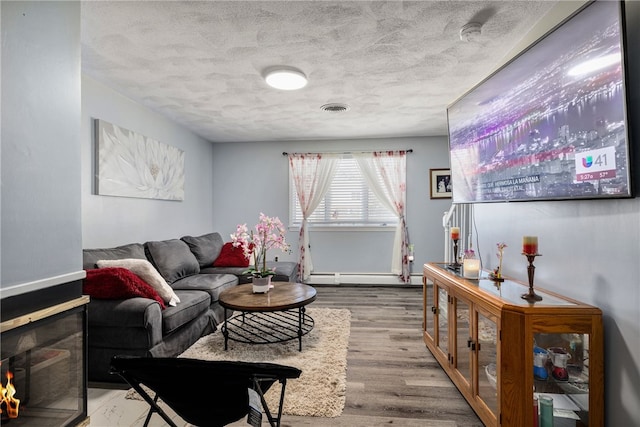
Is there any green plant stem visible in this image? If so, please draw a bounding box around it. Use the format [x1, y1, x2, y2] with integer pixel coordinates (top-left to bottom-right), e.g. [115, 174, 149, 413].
[262, 249, 266, 275]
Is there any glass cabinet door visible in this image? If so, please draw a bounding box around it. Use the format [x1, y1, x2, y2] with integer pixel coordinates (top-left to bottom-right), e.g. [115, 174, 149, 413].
[423, 279, 435, 343]
[477, 309, 499, 418]
[455, 297, 472, 386]
[437, 286, 449, 358]
[533, 333, 590, 426]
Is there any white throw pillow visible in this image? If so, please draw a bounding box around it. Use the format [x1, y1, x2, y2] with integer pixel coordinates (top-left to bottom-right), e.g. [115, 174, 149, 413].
[96, 258, 180, 306]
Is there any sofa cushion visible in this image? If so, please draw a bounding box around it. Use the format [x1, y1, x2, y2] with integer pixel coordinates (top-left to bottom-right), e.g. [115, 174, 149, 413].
[163, 290, 211, 335]
[213, 242, 250, 268]
[171, 273, 238, 304]
[83, 243, 146, 270]
[201, 261, 298, 284]
[181, 232, 225, 268]
[199, 265, 250, 279]
[145, 239, 200, 284]
[96, 258, 181, 306]
[83, 268, 166, 309]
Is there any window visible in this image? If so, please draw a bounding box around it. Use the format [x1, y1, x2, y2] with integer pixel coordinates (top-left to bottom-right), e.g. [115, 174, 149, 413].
[289, 155, 399, 226]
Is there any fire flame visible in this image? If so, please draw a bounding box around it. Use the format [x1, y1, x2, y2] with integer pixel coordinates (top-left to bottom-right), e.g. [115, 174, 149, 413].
[1, 370, 20, 418]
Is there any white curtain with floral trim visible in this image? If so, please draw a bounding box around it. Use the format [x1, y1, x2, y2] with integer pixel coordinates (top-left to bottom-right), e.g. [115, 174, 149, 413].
[288, 153, 338, 282]
[354, 150, 410, 282]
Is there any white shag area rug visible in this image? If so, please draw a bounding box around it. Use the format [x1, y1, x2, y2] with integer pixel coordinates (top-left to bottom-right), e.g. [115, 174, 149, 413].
[125, 307, 351, 418]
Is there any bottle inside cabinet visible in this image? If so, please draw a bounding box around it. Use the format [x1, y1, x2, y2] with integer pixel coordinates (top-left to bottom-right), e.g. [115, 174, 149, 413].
[533, 333, 590, 426]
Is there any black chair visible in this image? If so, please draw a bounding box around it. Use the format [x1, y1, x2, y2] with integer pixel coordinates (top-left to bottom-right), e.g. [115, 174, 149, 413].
[110, 355, 302, 427]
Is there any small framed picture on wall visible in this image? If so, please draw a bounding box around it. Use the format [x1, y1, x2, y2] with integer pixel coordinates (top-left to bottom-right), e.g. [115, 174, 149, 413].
[430, 168, 452, 199]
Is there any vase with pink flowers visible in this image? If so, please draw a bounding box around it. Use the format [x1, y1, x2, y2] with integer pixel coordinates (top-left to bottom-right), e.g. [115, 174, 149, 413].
[230, 213, 290, 293]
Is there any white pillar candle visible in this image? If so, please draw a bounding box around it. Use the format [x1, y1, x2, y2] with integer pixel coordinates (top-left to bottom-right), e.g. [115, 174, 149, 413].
[463, 258, 480, 279]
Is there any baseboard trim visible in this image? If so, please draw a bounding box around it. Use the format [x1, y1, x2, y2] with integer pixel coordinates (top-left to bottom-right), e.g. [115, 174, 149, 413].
[307, 273, 422, 286]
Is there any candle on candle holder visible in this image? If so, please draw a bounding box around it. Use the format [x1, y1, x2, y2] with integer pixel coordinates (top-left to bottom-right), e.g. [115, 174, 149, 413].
[451, 227, 460, 240]
[521, 253, 543, 302]
[448, 227, 462, 270]
[522, 235, 538, 255]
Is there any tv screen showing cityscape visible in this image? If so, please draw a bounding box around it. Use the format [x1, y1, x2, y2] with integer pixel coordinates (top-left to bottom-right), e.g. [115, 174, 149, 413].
[447, 0, 632, 203]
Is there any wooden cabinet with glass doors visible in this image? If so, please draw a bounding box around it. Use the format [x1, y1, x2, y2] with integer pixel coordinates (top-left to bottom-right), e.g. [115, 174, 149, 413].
[422, 262, 603, 427]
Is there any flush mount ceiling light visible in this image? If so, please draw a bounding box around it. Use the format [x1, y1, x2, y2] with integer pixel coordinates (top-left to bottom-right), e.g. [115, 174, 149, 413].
[459, 22, 482, 42]
[264, 67, 308, 90]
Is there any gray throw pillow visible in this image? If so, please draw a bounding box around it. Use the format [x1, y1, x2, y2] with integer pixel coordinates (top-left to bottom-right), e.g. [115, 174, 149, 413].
[181, 232, 225, 268]
[145, 239, 200, 284]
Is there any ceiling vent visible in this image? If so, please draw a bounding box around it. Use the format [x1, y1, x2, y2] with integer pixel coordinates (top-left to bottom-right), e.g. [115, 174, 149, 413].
[459, 22, 482, 42]
[321, 103, 350, 113]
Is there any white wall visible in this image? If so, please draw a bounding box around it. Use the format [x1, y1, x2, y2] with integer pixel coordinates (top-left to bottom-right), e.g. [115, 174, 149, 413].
[81, 76, 216, 248]
[210, 137, 451, 275]
[1, 1, 83, 290]
[475, 200, 639, 425]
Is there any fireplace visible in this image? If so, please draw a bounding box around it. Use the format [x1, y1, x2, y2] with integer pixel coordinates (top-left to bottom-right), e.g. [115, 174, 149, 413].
[1, 281, 88, 427]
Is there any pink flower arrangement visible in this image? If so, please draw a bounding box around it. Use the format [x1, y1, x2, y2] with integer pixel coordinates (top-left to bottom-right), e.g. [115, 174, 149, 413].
[231, 213, 290, 278]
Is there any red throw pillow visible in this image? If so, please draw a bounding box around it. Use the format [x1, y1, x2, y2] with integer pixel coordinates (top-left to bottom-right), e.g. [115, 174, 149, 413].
[83, 268, 167, 309]
[213, 242, 250, 267]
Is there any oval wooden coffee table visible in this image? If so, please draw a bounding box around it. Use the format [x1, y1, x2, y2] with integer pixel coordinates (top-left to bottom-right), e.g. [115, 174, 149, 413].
[218, 282, 317, 351]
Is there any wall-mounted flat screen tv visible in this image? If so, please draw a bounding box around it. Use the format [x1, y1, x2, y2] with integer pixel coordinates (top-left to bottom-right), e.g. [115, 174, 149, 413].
[447, 0, 632, 203]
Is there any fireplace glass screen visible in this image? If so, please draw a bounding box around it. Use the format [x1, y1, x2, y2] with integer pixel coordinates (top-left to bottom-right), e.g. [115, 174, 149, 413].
[1, 306, 86, 426]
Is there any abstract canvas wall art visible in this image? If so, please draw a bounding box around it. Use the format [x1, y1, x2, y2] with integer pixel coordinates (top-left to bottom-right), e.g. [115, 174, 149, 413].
[95, 119, 185, 201]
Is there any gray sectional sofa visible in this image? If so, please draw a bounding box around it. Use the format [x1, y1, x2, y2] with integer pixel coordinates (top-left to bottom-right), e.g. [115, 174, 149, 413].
[83, 232, 298, 382]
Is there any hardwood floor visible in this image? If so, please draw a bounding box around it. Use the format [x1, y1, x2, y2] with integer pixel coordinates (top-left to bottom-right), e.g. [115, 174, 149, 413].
[88, 285, 483, 426]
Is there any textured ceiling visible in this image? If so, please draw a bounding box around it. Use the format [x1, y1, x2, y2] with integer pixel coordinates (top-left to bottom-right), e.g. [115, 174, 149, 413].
[81, 1, 559, 143]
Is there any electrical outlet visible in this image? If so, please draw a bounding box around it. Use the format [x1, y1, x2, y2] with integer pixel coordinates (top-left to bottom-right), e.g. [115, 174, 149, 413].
[274, 256, 278, 262]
